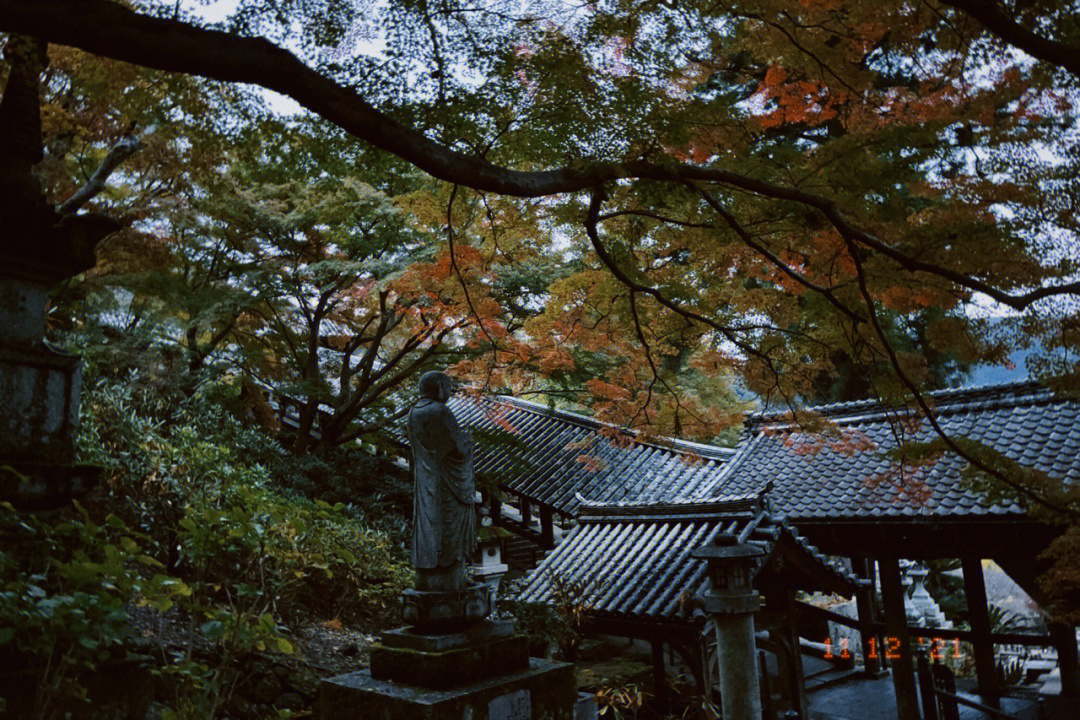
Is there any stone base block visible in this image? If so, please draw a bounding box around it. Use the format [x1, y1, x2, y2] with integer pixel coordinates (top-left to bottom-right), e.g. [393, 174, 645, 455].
[0, 461, 101, 511]
[380, 619, 514, 652]
[370, 632, 529, 689]
[401, 582, 492, 632]
[318, 658, 576, 720]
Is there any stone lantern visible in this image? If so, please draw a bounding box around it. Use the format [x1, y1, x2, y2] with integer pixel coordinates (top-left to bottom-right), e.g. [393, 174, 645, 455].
[692, 532, 766, 720]
[470, 525, 510, 603]
[0, 34, 115, 511]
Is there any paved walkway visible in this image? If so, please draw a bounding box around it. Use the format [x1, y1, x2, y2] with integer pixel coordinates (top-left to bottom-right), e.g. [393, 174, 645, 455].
[805, 670, 1058, 720]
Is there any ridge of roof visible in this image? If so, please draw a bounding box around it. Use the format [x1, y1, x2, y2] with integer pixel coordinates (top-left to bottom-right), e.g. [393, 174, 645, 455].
[745, 380, 1069, 430]
[576, 492, 764, 520]
[478, 394, 738, 461]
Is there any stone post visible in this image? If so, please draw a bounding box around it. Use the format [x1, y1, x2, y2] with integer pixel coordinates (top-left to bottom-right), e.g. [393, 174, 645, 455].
[693, 532, 766, 720]
[0, 33, 116, 510]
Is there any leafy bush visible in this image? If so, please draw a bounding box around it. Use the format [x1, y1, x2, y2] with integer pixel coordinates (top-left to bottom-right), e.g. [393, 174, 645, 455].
[1, 353, 412, 718]
[0, 501, 189, 719]
[77, 373, 411, 623]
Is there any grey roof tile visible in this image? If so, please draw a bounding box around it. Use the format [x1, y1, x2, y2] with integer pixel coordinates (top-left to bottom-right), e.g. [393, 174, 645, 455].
[517, 496, 859, 622]
[706, 381, 1077, 521]
[398, 395, 736, 515]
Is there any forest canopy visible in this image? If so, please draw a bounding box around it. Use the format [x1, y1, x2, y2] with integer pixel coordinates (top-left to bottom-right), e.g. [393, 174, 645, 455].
[4, 0, 1078, 474]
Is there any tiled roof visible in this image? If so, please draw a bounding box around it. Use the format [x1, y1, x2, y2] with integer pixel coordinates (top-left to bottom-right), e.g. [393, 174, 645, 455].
[399, 395, 735, 516]
[517, 493, 858, 622]
[701, 381, 1080, 521]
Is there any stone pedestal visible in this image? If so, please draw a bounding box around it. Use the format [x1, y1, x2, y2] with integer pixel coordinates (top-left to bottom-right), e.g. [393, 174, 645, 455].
[909, 563, 953, 629]
[401, 581, 493, 633]
[371, 620, 528, 689]
[318, 619, 577, 720]
[319, 659, 574, 720]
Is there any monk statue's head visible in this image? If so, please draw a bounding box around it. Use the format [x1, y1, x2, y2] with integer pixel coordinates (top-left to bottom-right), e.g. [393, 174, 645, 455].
[417, 371, 453, 403]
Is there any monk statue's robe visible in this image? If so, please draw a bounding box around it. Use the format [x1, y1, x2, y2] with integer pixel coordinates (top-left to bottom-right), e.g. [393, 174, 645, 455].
[407, 371, 476, 591]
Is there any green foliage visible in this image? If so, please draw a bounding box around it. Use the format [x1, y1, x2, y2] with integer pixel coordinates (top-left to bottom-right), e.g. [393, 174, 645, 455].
[0, 348, 411, 718]
[76, 369, 412, 625]
[0, 501, 188, 719]
[987, 603, 1031, 635]
[500, 572, 601, 663]
[593, 681, 647, 719]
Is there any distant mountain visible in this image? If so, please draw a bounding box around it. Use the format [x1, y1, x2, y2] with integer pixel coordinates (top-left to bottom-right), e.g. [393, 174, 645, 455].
[968, 347, 1033, 386]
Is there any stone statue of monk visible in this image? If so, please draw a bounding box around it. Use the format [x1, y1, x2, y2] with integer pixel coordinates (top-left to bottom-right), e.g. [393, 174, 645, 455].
[407, 371, 476, 592]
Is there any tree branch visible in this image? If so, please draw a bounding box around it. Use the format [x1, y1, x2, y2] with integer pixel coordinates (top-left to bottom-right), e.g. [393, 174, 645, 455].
[5, 1, 1078, 308]
[843, 234, 1080, 521]
[689, 181, 865, 325]
[940, 0, 1080, 78]
[56, 134, 141, 214]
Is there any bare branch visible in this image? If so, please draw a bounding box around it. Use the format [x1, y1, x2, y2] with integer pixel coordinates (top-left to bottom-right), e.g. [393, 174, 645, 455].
[940, 0, 1080, 78]
[57, 135, 141, 214]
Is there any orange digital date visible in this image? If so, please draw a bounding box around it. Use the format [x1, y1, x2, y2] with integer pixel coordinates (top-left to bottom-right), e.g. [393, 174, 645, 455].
[823, 636, 964, 660]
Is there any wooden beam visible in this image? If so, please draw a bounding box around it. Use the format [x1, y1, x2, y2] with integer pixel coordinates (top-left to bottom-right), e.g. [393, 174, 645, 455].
[783, 589, 808, 719]
[540, 506, 554, 549]
[791, 519, 1058, 562]
[651, 641, 668, 715]
[879, 556, 920, 720]
[852, 557, 883, 675]
[580, 616, 700, 646]
[903, 627, 1054, 646]
[962, 557, 1000, 698]
[793, 600, 860, 629]
[794, 599, 1056, 647]
[1050, 622, 1080, 696]
[758, 650, 775, 720]
[494, 514, 545, 546]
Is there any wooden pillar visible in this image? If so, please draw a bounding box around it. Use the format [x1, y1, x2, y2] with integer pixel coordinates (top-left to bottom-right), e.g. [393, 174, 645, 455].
[916, 650, 940, 720]
[879, 556, 920, 720]
[783, 589, 808, 719]
[758, 649, 776, 720]
[961, 556, 999, 698]
[1050, 622, 1080, 696]
[540, 506, 554, 548]
[852, 557, 883, 676]
[651, 640, 668, 715]
[520, 496, 532, 525]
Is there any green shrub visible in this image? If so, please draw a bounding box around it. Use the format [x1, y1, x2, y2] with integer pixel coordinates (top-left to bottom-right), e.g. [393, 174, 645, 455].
[77, 374, 411, 625]
[1, 361, 411, 718]
[0, 501, 189, 719]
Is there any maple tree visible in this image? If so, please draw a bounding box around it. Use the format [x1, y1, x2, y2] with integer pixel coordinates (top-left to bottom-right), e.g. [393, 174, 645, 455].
[4, 0, 1080, 601]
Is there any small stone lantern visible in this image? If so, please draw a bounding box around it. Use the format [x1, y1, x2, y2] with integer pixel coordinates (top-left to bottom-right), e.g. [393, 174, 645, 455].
[470, 526, 510, 603]
[692, 532, 766, 720]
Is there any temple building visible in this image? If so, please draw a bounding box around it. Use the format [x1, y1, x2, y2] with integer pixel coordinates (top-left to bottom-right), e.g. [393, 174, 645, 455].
[406, 381, 1080, 720]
